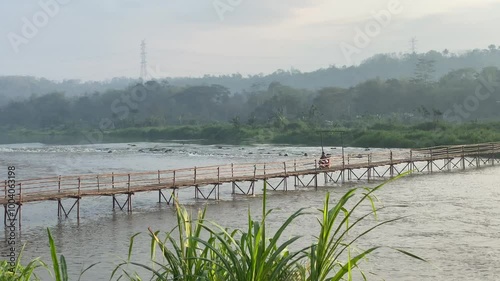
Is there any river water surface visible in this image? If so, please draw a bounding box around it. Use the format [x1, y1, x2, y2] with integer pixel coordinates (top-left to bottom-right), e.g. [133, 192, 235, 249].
[1, 142, 499, 280]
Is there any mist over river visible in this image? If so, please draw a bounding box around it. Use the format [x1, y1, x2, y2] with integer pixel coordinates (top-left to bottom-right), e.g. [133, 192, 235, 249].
[1, 142, 499, 280]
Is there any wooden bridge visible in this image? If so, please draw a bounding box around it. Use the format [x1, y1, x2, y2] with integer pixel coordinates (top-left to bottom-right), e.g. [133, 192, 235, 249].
[3, 142, 500, 228]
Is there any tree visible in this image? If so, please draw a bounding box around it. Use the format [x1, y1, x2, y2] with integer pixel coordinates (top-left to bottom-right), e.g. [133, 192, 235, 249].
[412, 58, 436, 84]
[312, 87, 350, 121]
[172, 84, 230, 121]
[230, 116, 241, 129]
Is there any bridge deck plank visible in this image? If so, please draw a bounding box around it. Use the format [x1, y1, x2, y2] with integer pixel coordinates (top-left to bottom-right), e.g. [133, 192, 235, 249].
[2, 142, 499, 206]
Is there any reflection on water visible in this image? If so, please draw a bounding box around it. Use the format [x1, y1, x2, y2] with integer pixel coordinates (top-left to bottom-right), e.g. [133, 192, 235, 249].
[1, 142, 499, 280]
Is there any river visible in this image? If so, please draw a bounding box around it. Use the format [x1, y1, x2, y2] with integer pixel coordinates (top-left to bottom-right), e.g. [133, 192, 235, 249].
[0, 142, 499, 280]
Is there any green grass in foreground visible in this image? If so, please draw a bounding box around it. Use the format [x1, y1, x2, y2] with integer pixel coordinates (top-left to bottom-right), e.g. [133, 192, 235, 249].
[1, 177, 425, 280]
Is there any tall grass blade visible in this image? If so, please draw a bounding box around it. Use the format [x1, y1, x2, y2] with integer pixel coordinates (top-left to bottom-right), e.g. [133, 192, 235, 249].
[60, 255, 68, 281]
[47, 228, 62, 281]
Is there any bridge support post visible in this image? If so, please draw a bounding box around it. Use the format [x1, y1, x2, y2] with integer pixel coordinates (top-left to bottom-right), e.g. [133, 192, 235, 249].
[112, 172, 116, 210]
[462, 146, 466, 170]
[3, 180, 21, 230]
[232, 181, 255, 195]
[409, 151, 413, 174]
[293, 160, 297, 187]
[447, 148, 451, 171]
[195, 184, 220, 201]
[476, 146, 480, 168]
[491, 144, 495, 166]
[159, 189, 177, 205]
[430, 149, 433, 174]
[127, 174, 132, 212]
[58, 198, 81, 219]
[367, 155, 372, 181]
[314, 160, 318, 190]
[283, 162, 288, 192]
[3, 203, 22, 231]
[294, 176, 304, 187]
[265, 177, 288, 192]
[390, 151, 394, 178]
[111, 193, 134, 212]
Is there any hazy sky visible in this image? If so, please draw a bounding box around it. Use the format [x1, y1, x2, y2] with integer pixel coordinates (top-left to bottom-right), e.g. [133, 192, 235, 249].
[1, 0, 500, 81]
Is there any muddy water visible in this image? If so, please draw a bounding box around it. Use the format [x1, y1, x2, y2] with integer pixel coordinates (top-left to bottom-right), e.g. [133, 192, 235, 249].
[0, 142, 499, 280]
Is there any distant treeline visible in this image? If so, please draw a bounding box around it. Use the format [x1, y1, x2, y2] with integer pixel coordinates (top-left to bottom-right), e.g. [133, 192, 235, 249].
[1, 65, 500, 132]
[1, 45, 500, 106]
[9, 121, 500, 148]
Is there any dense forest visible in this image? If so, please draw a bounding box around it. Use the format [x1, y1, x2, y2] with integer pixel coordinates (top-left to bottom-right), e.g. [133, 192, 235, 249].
[2, 47, 500, 147]
[1, 66, 499, 130]
[1, 45, 500, 106]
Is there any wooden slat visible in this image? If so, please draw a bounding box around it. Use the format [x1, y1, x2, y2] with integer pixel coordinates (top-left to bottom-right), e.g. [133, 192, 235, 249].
[1, 142, 499, 205]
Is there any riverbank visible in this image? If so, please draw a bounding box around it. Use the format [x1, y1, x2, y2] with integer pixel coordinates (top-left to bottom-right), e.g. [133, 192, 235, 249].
[4, 121, 500, 148]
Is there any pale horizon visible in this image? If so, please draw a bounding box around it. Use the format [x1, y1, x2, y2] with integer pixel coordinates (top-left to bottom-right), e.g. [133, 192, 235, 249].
[1, 0, 500, 81]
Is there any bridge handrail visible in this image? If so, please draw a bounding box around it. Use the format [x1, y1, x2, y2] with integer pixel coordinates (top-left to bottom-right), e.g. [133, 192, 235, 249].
[5, 143, 500, 202]
[411, 142, 500, 152]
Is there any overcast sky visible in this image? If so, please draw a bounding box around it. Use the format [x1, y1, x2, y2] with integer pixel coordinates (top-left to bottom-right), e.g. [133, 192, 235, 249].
[1, 0, 500, 81]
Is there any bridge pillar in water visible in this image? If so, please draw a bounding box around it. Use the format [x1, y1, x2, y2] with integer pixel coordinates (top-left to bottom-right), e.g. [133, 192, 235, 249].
[3, 203, 22, 232]
[462, 146, 466, 170]
[264, 177, 288, 192]
[195, 184, 220, 201]
[112, 193, 134, 212]
[159, 189, 177, 205]
[57, 198, 81, 220]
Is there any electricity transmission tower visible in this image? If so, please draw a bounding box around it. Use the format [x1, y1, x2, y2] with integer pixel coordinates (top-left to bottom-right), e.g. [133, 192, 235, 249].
[410, 37, 418, 54]
[140, 40, 148, 81]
